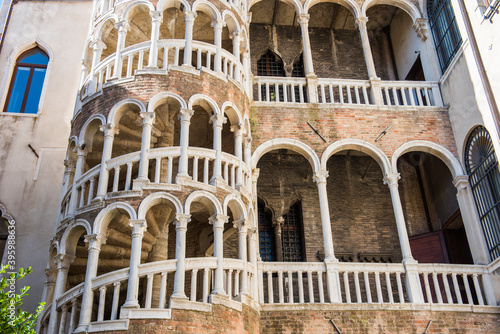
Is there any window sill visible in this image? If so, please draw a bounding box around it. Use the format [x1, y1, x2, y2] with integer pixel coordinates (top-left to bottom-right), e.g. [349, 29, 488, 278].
[1, 111, 39, 117]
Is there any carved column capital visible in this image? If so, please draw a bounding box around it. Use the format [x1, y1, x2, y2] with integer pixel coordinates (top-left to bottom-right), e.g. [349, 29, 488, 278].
[140, 111, 156, 125]
[210, 113, 227, 128]
[174, 213, 191, 231]
[209, 214, 229, 229]
[383, 173, 401, 187]
[178, 108, 194, 122]
[314, 171, 329, 184]
[129, 219, 148, 236]
[99, 123, 120, 137]
[84, 233, 107, 251]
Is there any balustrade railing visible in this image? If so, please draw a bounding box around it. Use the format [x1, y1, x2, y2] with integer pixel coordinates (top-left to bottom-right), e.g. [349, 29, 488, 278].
[255, 77, 308, 103]
[380, 81, 443, 107]
[80, 40, 246, 100]
[51, 282, 85, 334]
[253, 77, 444, 107]
[416, 263, 491, 306]
[317, 78, 372, 105]
[59, 147, 251, 221]
[337, 262, 407, 304]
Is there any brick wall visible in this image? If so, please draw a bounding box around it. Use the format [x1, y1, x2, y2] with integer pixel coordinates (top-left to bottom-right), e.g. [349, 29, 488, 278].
[260, 308, 500, 333]
[249, 23, 394, 80]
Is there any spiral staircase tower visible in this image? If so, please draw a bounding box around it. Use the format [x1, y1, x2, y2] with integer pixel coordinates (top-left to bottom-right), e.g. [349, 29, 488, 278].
[41, 0, 257, 332]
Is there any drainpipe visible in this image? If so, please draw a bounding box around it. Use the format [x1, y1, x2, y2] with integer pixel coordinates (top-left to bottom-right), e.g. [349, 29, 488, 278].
[457, 0, 500, 137]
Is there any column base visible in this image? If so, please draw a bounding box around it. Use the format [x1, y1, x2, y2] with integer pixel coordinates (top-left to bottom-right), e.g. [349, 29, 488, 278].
[175, 174, 192, 184]
[119, 301, 140, 319]
[132, 178, 149, 190]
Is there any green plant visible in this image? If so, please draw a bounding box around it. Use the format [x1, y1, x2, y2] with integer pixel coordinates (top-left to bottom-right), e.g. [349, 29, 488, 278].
[0, 265, 45, 334]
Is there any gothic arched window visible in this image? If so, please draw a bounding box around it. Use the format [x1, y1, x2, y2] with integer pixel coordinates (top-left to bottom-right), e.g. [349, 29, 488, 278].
[291, 54, 304, 78]
[257, 50, 285, 77]
[5, 47, 49, 114]
[465, 126, 500, 260]
[427, 0, 462, 73]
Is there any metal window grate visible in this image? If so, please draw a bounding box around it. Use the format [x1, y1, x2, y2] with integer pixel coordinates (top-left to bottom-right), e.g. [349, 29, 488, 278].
[258, 202, 276, 262]
[427, 0, 462, 73]
[257, 50, 285, 77]
[282, 202, 304, 262]
[465, 126, 500, 260]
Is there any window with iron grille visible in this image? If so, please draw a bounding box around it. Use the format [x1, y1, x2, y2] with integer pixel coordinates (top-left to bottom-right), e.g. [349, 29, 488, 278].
[465, 126, 500, 260]
[258, 201, 276, 262]
[257, 50, 285, 102]
[291, 55, 304, 78]
[427, 0, 462, 73]
[282, 201, 305, 262]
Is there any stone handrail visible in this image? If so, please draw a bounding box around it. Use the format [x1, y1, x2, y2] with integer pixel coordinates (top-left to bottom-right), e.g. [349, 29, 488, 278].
[56, 283, 84, 308]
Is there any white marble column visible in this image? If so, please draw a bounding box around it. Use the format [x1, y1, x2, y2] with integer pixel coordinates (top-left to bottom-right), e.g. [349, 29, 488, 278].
[47, 254, 74, 334]
[247, 227, 259, 299]
[43, 268, 57, 305]
[172, 214, 191, 299]
[136, 112, 156, 183]
[243, 137, 252, 166]
[56, 160, 75, 221]
[243, 50, 251, 95]
[177, 109, 194, 180]
[356, 16, 377, 80]
[313, 171, 335, 260]
[231, 124, 243, 188]
[183, 11, 197, 66]
[212, 19, 225, 73]
[111, 21, 130, 79]
[453, 176, 491, 263]
[147, 11, 163, 69]
[122, 219, 147, 309]
[68, 146, 88, 216]
[384, 173, 423, 303]
[90, 40, 106, 93]
[74, 234, 105, 333]
[234, 219, 248, 295]
[95, 124, 119, 200]
[384, 173, 413, 261]
[210, 113, 227, 184]
[297, 14, 314, 76]
[232, 30, 241, 81]
[209, 214, 229, 295]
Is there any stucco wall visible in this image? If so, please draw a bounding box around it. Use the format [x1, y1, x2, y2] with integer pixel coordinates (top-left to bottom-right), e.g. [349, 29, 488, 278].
[0, 0, 92, 311]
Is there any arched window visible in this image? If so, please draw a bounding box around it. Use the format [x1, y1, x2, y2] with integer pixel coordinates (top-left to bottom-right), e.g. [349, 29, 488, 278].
[427, 0, 462, 73]
[291, 54, 304, 78]
[5, 47, 49, 114]
[465, 126, 500, 260]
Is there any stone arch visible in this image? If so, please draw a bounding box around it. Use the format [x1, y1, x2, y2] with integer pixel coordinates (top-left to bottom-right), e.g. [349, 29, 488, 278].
[192, 0, 221, 20]
[60, 219, 92, 257]
[252, 138, 320, 172]
[121, 1, 156, 22]
[107, 98, 146, 126]
[303, 0, 359, 18]
[0, 203, 14, 225]
[242, 115, 251, 137]
[184, 190, 223, 216]
[221, 101, 243, 126]
[391, 140, 463, 178]
[187, 94, 220, 114]
[249, 0, 303, 15]
[138, 192, 184, 219]
[222, 10, 240, 34]
[222, 194, 247, 220]
[156, 0, 191, 12]
[93, 202, 137, 235]
[248, 206, 257, 229]
[78, 113, 107, 147]
[148, 92, 187, 113]
[321, 139, 390, 175]
[96, 15, 118, 42]
[361, 0, 422, 22]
